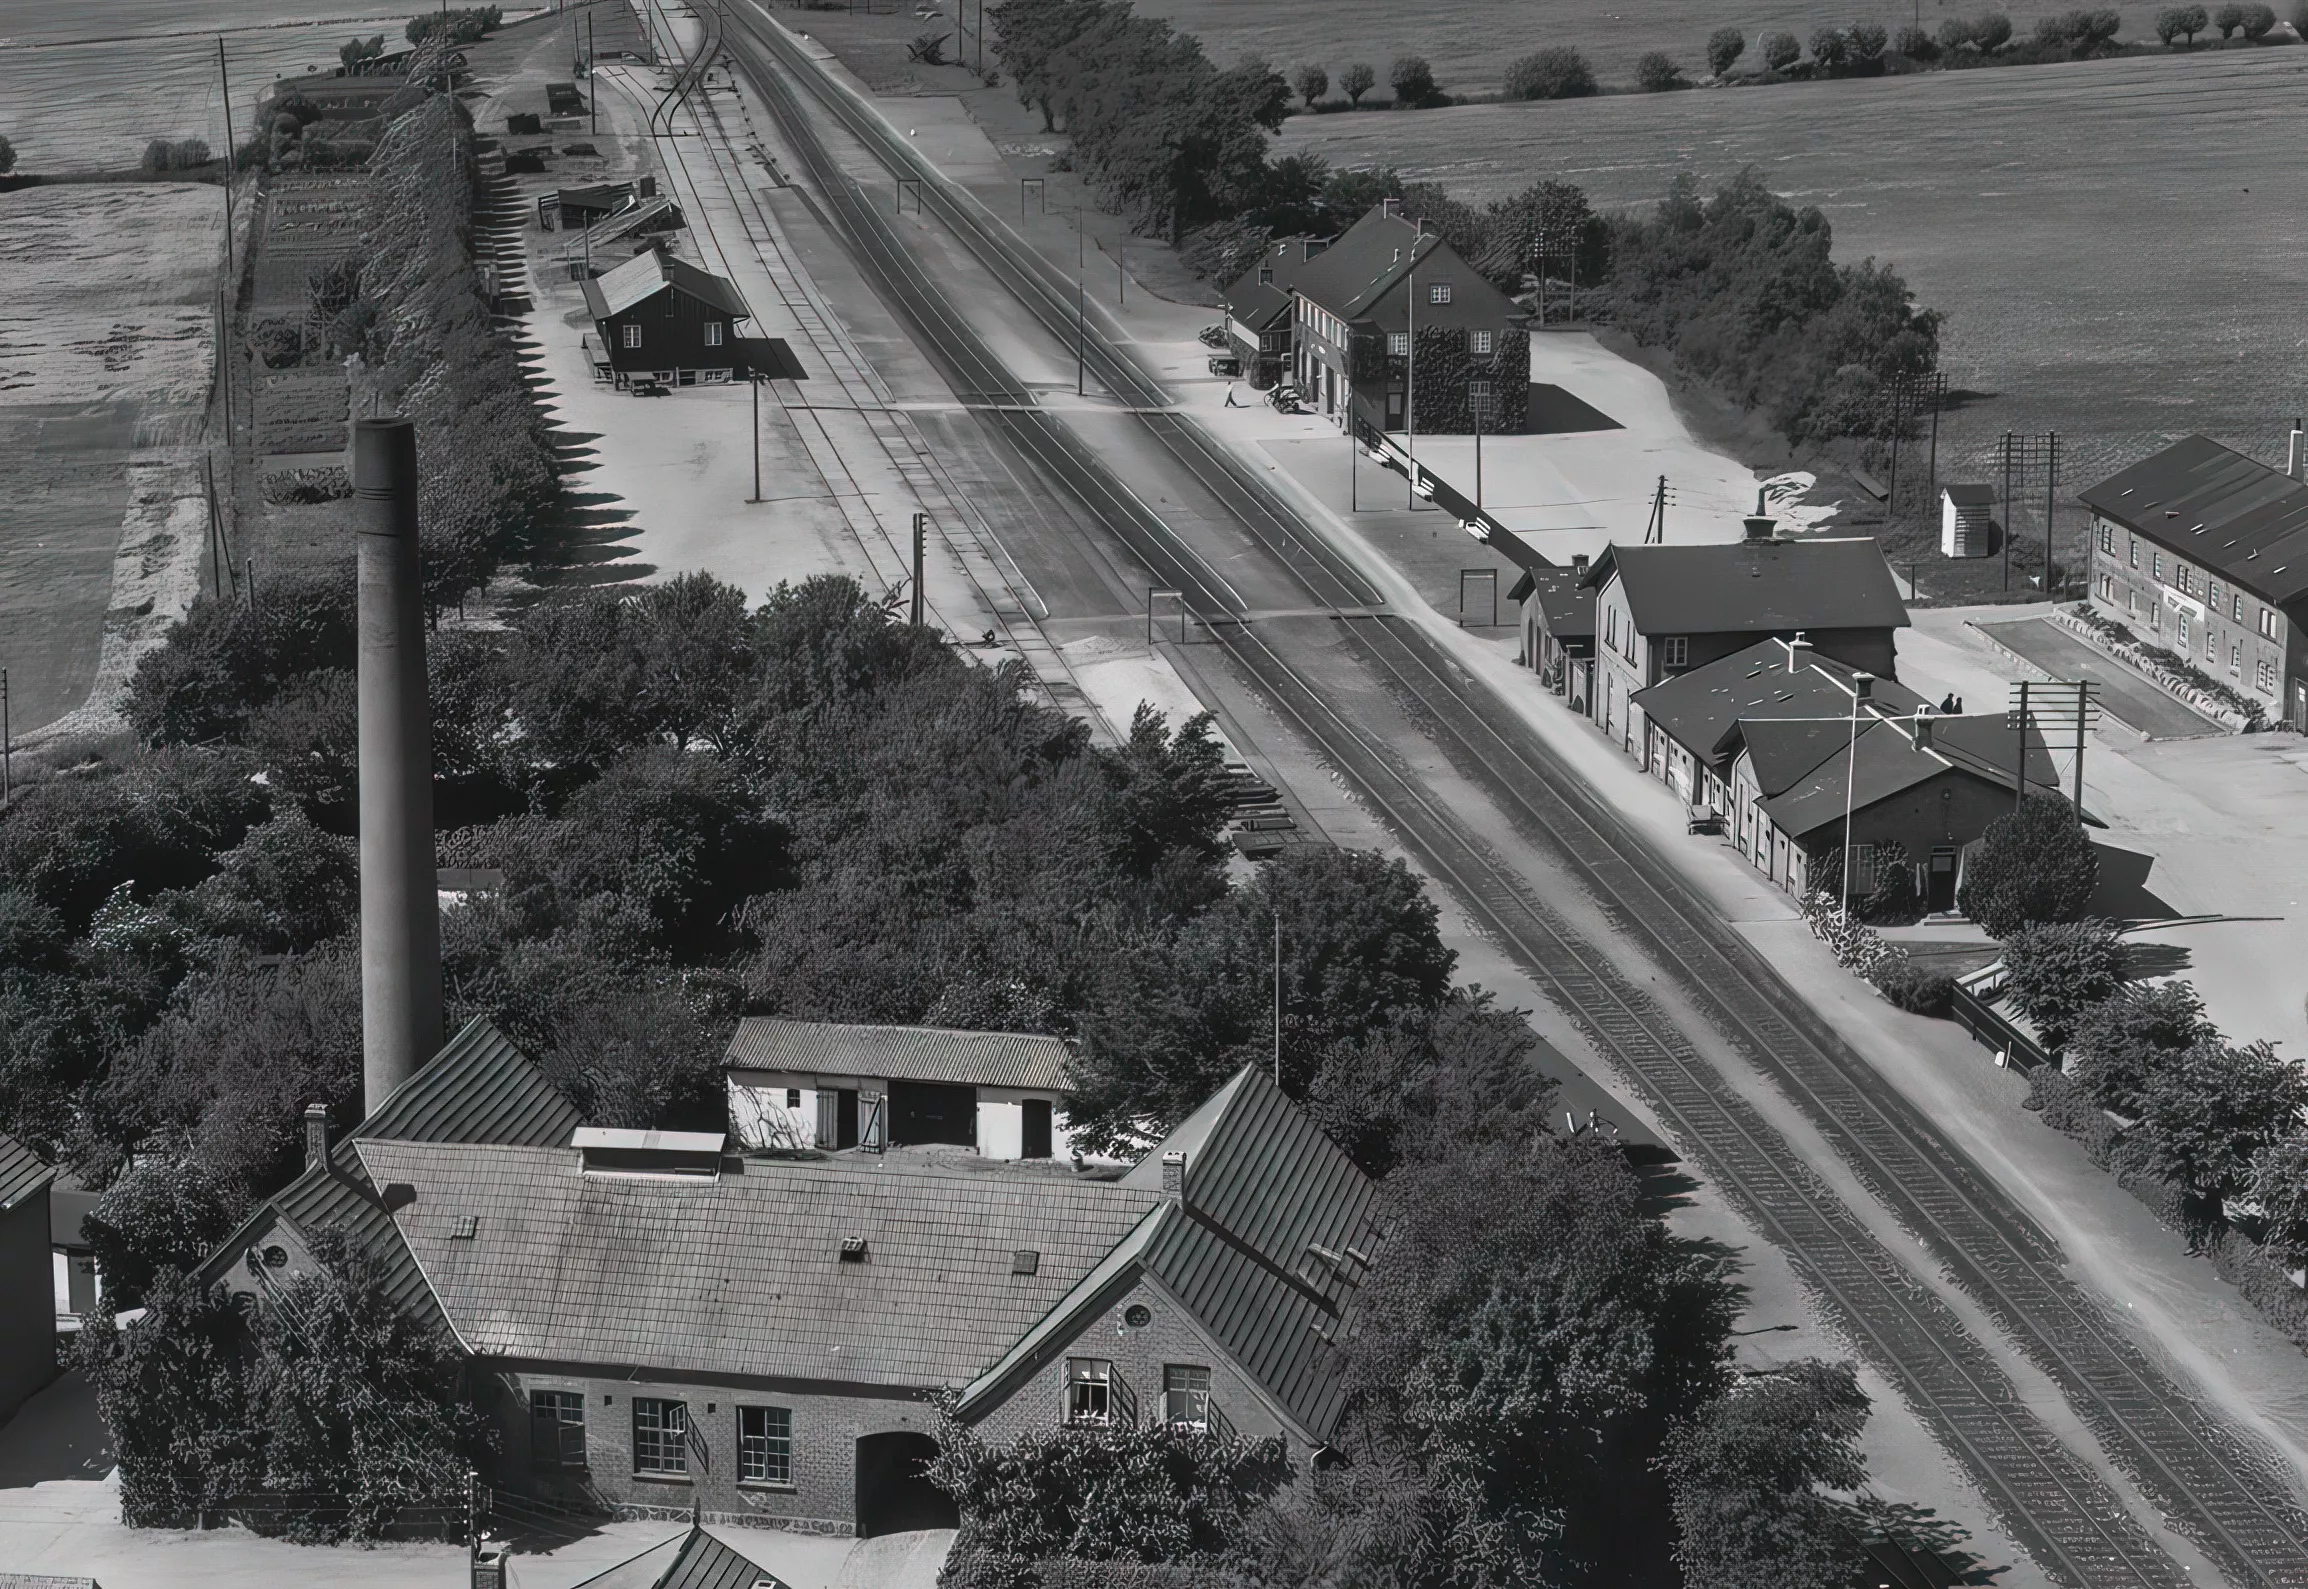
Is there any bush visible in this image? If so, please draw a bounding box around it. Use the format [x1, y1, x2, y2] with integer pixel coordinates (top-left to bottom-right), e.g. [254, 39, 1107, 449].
[1810, 25, 1851, 66]
[75, 1272, 261, 1525]
[1999, 918, 2123, 1050]
[2291, 0, 2308, 34]
[1389, 55, 1437, 105]
[1292, 63, 1327, 106]
[1662, 1360, 1873, 1589]
[2067, 980, 2209, 1117]
[1894, 22, 1940, 55]
[140, 138, 213, 175]
[1506, 46, 1598, 98]
[1938, 16, 1977, 48]
[1870, 954, 1955, 1016]
[2248, 1135, 2308, 1268]
[1636, 51, 1686, 89]
[1973, 9, 2015, 46]
[1848, 20, 1889, 59]
[2140, 1036, 2302, 1202]
[1955, 793, 2098, 937]
[80, 1158, 240, 1311]
[405, 4, 501, 45]
[0, 135, 15, 175]
[1338, 62, 1376, 104]
[1706, 26, 1747, 74]
[1760, 30, 1803, 68]
[259, 466, 352, 506]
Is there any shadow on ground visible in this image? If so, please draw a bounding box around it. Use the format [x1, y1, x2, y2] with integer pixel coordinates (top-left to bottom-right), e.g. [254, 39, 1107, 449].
[0, 1370, 112, 1487]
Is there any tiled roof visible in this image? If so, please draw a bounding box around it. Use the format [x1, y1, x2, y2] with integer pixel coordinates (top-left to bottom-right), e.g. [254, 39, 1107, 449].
[361, 1140, 1162, 1387]
[1289, 206, 1521, 330]
[723, 1019, 1073, 1091]
[2079, 433, 2308, 609]
[1513, 564, 1596, 640]
[197, 1018, 581, 1329]
[572, 1524, 791, 1589]
[1221, 236, 1331, 331]
[0, 1133, 53, 1214]
[1634, 640, 1928, 771]
[966, 1068, 1379, 1441]
[1587, 538, 1910, 636]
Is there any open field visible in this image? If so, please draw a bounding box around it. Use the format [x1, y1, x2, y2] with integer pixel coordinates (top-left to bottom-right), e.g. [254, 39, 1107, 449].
[1278, 49, 2308, 505]
[1125, 0, 2290, 97]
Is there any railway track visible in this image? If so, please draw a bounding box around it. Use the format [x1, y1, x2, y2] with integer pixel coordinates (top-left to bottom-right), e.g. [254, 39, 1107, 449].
[708, 8, 2308, 1584]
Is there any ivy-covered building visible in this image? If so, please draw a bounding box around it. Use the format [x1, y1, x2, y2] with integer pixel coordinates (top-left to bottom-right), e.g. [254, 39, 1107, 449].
[1287, 204, 1530, 436]
[200, 1023, 1378, 1539]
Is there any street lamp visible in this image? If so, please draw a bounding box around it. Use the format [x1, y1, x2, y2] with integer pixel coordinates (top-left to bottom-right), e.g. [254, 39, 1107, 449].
[1842, 672, 1874, 915]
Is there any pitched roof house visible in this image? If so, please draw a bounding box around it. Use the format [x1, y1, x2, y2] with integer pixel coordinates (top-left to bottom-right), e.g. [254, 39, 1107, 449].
[0, 1133, 55, 1426]
[1220, 235, 1329, 389]
[1287, 205, 1529, 436]
[581, 250, 805, 389]
[2080, 434, 2308, 728]
[1510, 555, 1599, 714]
[202, 1025, 1379, 1539]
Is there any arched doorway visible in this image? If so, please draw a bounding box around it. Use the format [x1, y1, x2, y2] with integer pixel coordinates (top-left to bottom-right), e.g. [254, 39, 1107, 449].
[855, 1431, 955, 1537]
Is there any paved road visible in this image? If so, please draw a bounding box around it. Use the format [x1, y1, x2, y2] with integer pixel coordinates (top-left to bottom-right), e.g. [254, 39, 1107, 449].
[1975, 617, 2226, 740]
[715, 11, 2308, 1585]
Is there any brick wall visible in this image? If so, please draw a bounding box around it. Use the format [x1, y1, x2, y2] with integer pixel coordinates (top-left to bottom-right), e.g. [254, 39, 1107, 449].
[489, 1367, 937, 1534]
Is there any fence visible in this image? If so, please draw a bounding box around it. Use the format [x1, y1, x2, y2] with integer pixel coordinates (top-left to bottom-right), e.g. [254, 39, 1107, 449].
[1946, 983, 2052, 1074]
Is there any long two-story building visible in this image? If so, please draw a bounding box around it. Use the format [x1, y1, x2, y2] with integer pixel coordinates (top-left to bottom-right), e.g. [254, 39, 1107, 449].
[2081, 434, 2308, 730]
[1287, 205, 1529, 436]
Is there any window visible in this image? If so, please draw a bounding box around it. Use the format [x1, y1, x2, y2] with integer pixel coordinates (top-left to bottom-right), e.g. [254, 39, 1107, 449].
[1471, 329, 1493, 355]
[2234, 592, 2245, 621]
[786, 1087, 801, 1109]
[704, 321, 725, 347]
[1387, 332, 1409, 356]
[2260, 656, 2280, 694]
[1258, 266, 1274, 285]
[531, 1389, 586, 1470]
[2232, 640, 2244, 676]
[1066, 1359, 1113, 1425]
[2099, 574, 2113, 601]
[1469, 379, 1494, 423]
[2178, 563, 2193, 597]
[621, 324, 643, 349]
[2129, 537, 2139, 570]
[2261, 606, 2281, 641]
[2177, 611, 2190, 648]
[1163, 1364, 1211, 1428]
[1429, 282, 1451, 304]
[2099, 522, 2114, 554]
[2152, 552, 2164, 582]
[2208, 579, 2220, 610]
[738, 1406, 793, 1485]
[1604, 606, 1618, 651]
[1663, 635, 1689, 669]
[633, 1398, 689, 1476]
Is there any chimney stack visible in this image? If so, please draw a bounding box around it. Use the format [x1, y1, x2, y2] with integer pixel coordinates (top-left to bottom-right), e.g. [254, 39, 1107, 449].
[1853, 671, 1875, 704]
[2289, 420, 2302, 480]
[1786, 634, 1813, 673]
[1743, 487, 1777, 542]
[304, 1102, 330, 1173]
[1160, 1150, 1186, 1203]
[352, 418, 443, 1113]
[1914, 712, 1934, 751]
[1571, 552, 1591, 579]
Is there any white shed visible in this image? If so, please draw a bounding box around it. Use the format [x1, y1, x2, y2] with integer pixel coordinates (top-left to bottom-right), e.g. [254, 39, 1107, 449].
[1941, 485, 1994, 558]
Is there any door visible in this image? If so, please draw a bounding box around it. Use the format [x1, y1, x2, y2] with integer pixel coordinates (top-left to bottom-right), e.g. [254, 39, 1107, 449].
[1021, 1099, 1053, 1160]
[836, 1089, 859, 1150]
[855, 1432, 956, 1537]
[1928, 847, 1958, 912]
[890, 1081, 976, 1147]
[1385, 389, 1404, 428]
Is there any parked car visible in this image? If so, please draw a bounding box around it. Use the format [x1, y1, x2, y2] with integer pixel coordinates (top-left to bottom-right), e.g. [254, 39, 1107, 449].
[1207, 353, 1241, 377]
[631, 380, 670, 397]
[1197, 324, 1228, 349]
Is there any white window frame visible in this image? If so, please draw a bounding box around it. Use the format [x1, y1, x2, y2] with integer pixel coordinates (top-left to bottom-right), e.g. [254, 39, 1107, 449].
[1663, 635, 1689, 669]
[621, 324, 643, 350]
[738, 1405, 793, 1486]
[2260, 607, 2280, 641]
[1387, 331, 1409, 356]
[1162, 1364, 1211, 1429]
[1471, 328, 1493, 355]
[704, 321, 725, 347]
[633, 1398, 689, 1476]
[1429, 282, 1451, 304]
[1065, 1358, 1113, 1425]
[530, 1389, 586, 1470]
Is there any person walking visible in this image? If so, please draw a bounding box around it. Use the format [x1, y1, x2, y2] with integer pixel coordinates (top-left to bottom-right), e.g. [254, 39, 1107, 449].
[1224, 382, 1239, 408]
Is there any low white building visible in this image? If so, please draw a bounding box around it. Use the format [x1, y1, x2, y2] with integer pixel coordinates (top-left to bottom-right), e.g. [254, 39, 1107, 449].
[724, 1019, 1082, 1162]
[1941, 484, 1994, 558]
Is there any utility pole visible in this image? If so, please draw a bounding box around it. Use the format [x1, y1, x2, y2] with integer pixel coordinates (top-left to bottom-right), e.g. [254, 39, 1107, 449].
[1644, 474, 1668, 543]
[2001, 431, 2013, 592]
[2044, 430, 2060, 596]
[910, 512, 926, 627]
[1472, 375, 1483, 510]
[2, 668, 11, 808]
[590, 15, 599, 133]
[1272, 908, 1281, 1088]
[217, 39, 237, 282]
[747, 375, 761, 502]
[2010, 678, 2031, 813]
[1405, 248, 1418, 508]
[1076, 279, 1086, 397]
[1842, 673, 1873, 915]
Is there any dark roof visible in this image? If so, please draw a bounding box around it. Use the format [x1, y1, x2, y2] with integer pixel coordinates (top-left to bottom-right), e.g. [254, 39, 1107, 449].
[1516, 564, 1596, 640]
[582, 250, 751, 322]
[197, 1018, 582, 1327]
[2078, 434, 2308, 609]
[559, 182, 634, 209]
[1221, 236, 1330, 331]
[1944, 484, 1995, 506]
[1738, 713, 2060, 840]
[0, 1133, 53, 1214]
[1289, 207, 1522, 331]
[1634, 640, 1927, 771]
[724, 1019, 1073, 1091]
[364, 1139, 1159, 1386]
[572, 1525, 791, 1589]
[1587, 538, 1909, 637]
[962, 1068, 1380, 1442]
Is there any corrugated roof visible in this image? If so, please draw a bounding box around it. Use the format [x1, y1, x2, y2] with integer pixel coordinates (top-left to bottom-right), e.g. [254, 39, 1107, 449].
[2078, 433, 2308, 609]
[1588, 538, 1910, 636]
[0, 1133, 53, 1214]
[581, 251, 752, 322]
[361, 1141, 1161, 1386]
[723, 1019, 1073, 1091]
[573, 1525, 791, 1589]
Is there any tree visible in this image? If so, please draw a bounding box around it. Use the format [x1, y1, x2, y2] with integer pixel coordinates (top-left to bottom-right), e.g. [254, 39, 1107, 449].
[2248, 1135, 2308, 1268]
[2214, 1, 2246, 33]
[1663, 1360, 1873, 1589]
[1955, 793, 2098, 938]
[2242, 2, 2278, 34]
[1938, 16, 1977, 48]
[1292, 62, 1327, 107]
[1636, 51, 1686, 89]
[75, 1271, 262, 1525]
[1972, 9, 2015, 46]
[2067, 980, 2209, 1117]
[1999, 918, 2123, 1050]
[2140, 1037, 2303, 1203]
[0, 134, 15, 175]
[1895, 22, 1940, 55]
[1389, 55, 1437, 105]
[338, 33, 386, 71]
[1809, 25, 1851, 67]
[80, 1158, 241, 1312]
[1706, 26, 1747, 74]
[1338, 61, 1376, 105]
[1847, 20, 1889, 59]
[1761, 30, 1803, 68]
[1505, 46, 1598, 99]
[2157, 4, 2210, 41]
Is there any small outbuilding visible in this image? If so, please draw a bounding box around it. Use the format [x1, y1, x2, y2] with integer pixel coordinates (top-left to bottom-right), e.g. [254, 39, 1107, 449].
[581, 249, 804, 388]
[1511, 554, 1598, 714]
[1941, 485, 1995, 558]
[0, 1134, 56, 1426]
